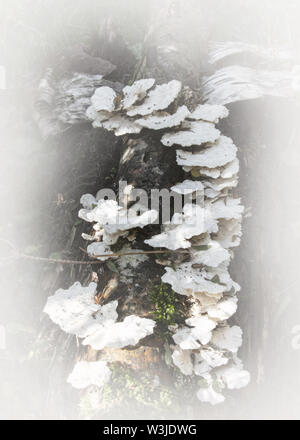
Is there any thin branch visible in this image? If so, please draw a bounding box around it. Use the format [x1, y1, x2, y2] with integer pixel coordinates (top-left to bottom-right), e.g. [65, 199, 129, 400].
[18, 253, 102, 265]
[89, 250, 190, 258]
[0, 238, 191, 265]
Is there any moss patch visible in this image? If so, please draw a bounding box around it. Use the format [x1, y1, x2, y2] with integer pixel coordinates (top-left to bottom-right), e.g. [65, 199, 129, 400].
[149, 282, 184, 331]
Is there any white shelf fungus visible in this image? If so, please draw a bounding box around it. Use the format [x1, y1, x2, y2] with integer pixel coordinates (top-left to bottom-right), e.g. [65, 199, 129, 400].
[136, 105, 189, 130]
[79, 196, 158, 245]
[171, 179, 204, 195]
[45, 279, 155, 352]
[145, 203, 217, 250]
[161, 121, 220, 147]
[202, 176, 238, 192]
[176, 136, 237, 168]
[86, 242, 112, 261]
[206, 296, 238, 321]
[44, 283, 119, 339]
[188, 166, 221, 178]
[200, 348, 228, 368]
[211, 325, 243, 353]
[82, 315, 156, 350]
[101, 115, 142, 136]
[197, 385, 225, 405]
[80, 193, 98, 210]
[173, 316, 216, 349]
[67, 360, 111, 390]
[204, 264, 241, 294]
[162, 264, 227, 298]
[193, 353, 212, 375]
[172, 327, 202, 349]
[43, 282, 101, 338]
[122, 78, 155, 109]
[217, 365, 250, 389]
[90, 86, 116, 112]
[65, 78, 249, 406]
[188, 104, 229, 123]
[171, 348, 193, 375]
[126, 80, 182, 116]
[214, 218, 242, 248]
[211, 197, 244, 220]
[190, 240, 230, 267]
[221, 158, 239, 179]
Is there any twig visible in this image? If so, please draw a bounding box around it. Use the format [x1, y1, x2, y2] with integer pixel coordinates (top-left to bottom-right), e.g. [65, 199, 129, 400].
[0, 238, 100, 265]
[18, 253, 102, 265]
[0, 238, 191, 266]
[89, 250, 190, 258]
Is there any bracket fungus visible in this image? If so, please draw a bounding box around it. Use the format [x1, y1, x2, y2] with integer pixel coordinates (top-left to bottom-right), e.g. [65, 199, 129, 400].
[145, 203, 218, 250]
[161, 121, 220, 147]
[162, 264, 228, 298]
[44, 282, 102, 338]
[91, 86, 117, 112]
[44, 77, 249, 405]
[200, 347, 228, 368]
[126, 80, 182, 116]
[44, 283, 120, 338]
[44, 281, 156, 388]
[79, 196, 158, 247]
[121, 78, 155, 109]
[101, 115, 142, 136]
[211, 325, 243, 353]
[86, 79, 183, 136]
[67, 360, 112, 390]
[82, 315, 156, 350]
[172, 315, 216, 349]
[217, 365, 250, 390]
[171, 348, 193, 376]
[171, 179, 204, 195]
[190, 240, 230, 267]
[196, 384, 225, 405]
[206, 296, 238, 321]
[136, 105, 189, 130]
[86, 242, 113, 261]
[188, 104, 229, 123]
[176, 136, 237, 168]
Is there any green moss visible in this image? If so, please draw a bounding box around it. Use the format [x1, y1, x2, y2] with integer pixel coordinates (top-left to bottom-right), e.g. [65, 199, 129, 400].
[79, 363, 200, 418]
[149, 282, 183, 329]
[100, 364, 177, 412]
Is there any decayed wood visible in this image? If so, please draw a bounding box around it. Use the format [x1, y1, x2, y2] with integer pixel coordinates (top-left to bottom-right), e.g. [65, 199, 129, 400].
[86, 346, 161, 371]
